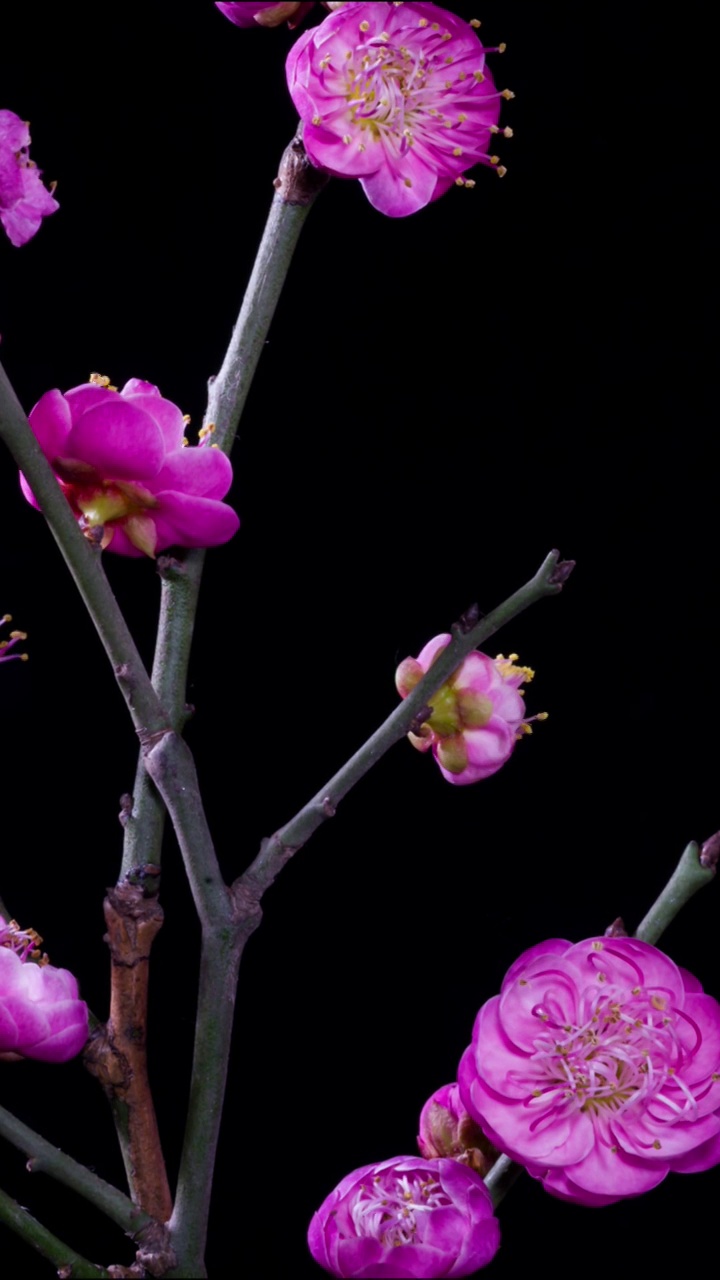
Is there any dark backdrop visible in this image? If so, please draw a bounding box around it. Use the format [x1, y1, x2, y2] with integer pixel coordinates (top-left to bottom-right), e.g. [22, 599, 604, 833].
[1, 3, 716, 1276]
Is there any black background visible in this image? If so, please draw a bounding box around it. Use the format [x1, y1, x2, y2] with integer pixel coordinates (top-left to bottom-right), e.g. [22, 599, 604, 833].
[0, 2, 717, 1276]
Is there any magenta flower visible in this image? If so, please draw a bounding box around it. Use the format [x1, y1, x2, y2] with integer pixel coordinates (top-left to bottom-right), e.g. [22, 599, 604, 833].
[308, 1155, 500, 1278]
[396, 636, 545, 785]
[20, 375, 240, 558]
[0, 918, 88, 1063]
[458, 936, 720, 1206]
[418, 1082, 497, 1175]
[286, 1, 513, 216]
[0, 109, 59, 247]
[216, 2, 315, 28]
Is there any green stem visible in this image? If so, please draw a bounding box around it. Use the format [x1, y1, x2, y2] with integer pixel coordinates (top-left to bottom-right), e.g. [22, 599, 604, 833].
[0, 1184, 111, 1278]
[0, 364, 171, 743]
[165, 933, 244, 1279]
[237, 549, 572, 900]
[484, 1154, 522, 1208]
[120, 556, 203, 878]
[0, 1103, 153, 1238]
[634, 840, 715, 944]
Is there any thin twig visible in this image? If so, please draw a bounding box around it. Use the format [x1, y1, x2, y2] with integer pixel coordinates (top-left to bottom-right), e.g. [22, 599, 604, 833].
[0, 1183, 112, 1278]
[634, 838, 716, 944]
[236, 549, 573, 902]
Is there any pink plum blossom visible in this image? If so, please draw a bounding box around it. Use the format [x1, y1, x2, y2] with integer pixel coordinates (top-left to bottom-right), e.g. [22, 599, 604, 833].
[216, 2, 315, 28]
[418, 1082, 497, 1175]
[0, 109, 59, 247]
[0, 917, 88, 1063]
[286, 2, 513, 216]
[458, 936, 720, 1206]
[308, 1155, 500, 1278]
[395, 636, 545, 785]
[20, 375, 240, 558]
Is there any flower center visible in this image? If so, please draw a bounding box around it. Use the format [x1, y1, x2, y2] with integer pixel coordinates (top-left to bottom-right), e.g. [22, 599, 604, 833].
[523, 985, 700, 1120]
[0, 918, 48, 964]
[350, 1171, 451, 1248]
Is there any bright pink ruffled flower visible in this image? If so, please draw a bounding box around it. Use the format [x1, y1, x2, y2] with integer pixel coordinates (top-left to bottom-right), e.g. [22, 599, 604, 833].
[396, 636, 544, 785]
[0, 109, 59, 247]
[216, 2, 315, 28]
[458, 936, 720, 1206]
[308, 1155, 500, 1278]
[286, 2, 513, 216]
[20, 375, 240, 558]
[0, 917, 88, 1063]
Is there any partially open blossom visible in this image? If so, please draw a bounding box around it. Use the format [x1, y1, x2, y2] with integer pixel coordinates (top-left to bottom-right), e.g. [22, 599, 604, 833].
[216, 2, 315, 27]
[20, 375, 240, 558]
[418, 1082, 498, 1176]
[286, 2, 512, 216]
[396, 635, 544, 785]
[458, 936, 720, 1206]
[308, 1155, 500, 1277]
[0, 613, 28, 664]
[0, 917, 88, 1063]
[0, 109, 59, 247]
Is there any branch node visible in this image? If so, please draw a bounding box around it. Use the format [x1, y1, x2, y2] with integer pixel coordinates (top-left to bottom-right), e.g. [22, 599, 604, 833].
[452, 602, 481, 636]
[547, 556, 576, 586]
[700, 830, 720, 871]
[322, 795, 336, 818]
[274, 124, 331, 205]
[118, 794, 134, 828]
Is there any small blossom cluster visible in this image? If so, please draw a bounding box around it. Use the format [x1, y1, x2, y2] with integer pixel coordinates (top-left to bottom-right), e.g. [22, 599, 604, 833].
[308, 937, 720, 1273]
[0, 109, 58, 247]
[396, 635, 546, 785]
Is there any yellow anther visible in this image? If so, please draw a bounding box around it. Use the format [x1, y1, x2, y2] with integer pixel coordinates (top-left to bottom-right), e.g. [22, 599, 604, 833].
[502, 88, 515, 99]
[457, 112, 468, 122]
[464, 178, 476, 188]
[496, 165, 508, 178]
[452, 147, 462, 156]
[89, 372, 117, 390]
[342, 134, 351, 144]
[182, 413, 191, 424]
[592, 941, 604, 951]
[535, 712, 549, 721]
[181, 437, 189, 447]
[312, 114, 321, 125]
[418, 16, 428, 26]
[503, 127, 514, 137]
[470, 18, 482, 28]
[454, 176, 464, 186]
[490, 155, 500, 165]
[10, 631, 27, 641]
[359, 18, 370, 31]
[473, 69, 485, 82]
[441, 31, 452, 41]
[498, 42, 507, 53]
[2, 614, 11, 623]
[431, 22, 439, 30]
[404, 177, 413, 187]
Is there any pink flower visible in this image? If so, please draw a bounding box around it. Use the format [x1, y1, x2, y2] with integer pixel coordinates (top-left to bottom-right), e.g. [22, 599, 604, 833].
[216, 2, 315, 28]
[0, 109, 59, 247]
[308, 1155, 500, 1278]
[395, 636, 545, 785]
[0, 918, 88, 1063]
[286, 2, 513, 216]
[418, 1082, 497, 1175]
[20, 375, 240, 558]
[458, 937, 720, 1206]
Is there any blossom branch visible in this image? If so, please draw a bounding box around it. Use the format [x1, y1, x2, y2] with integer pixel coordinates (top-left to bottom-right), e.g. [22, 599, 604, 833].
[83, 883, 173, 1225]
[634, 837, 716, 945]
[120, 128, 327, 883]
[0, 361, 169, 742]
[0, 1102, 154, 1239]
[236, 549, 573, 900]
[0, 1183, 111, 1279]
[483, 1154, 523, 1209]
